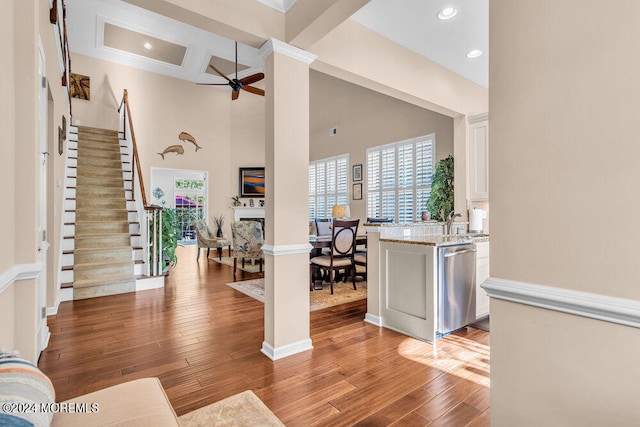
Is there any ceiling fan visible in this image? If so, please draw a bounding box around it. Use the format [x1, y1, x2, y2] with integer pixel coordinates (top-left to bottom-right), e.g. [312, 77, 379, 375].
[199, 41, 265, 100]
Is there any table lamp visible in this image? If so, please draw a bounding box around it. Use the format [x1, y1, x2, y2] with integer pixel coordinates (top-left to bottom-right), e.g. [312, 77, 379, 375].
[331, 204, 350, 219]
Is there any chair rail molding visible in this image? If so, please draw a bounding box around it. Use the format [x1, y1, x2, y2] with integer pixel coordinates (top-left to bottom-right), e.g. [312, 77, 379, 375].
[482, 277, 640, 329]
[262, 243, 313, 256]
[0, 263, 44, 294]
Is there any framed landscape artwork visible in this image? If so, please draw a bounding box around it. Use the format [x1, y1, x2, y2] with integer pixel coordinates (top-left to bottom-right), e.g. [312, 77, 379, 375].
[239, 167, 265, 197]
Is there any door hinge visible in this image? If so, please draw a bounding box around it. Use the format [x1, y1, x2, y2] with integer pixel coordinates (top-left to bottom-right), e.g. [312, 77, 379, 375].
[42, 307, 46, 319]
[42, 77, 47, 89]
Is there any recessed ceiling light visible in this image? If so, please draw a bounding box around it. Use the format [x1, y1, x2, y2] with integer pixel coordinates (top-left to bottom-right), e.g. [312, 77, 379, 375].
[437, 7, 458, 20]
[143, 42, 152, 50]
[466, 49, 483, 58]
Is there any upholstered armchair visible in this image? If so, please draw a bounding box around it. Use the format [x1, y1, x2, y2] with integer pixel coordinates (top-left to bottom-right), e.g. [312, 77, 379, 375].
[192, 220, 231, 261]
[230, 221, 264, 276]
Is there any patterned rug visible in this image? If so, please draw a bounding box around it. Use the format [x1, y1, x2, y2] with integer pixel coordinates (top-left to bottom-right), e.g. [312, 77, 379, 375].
[209, 256, 262, 273]
[226, 278, 367, 311]
[179, 390, 284, 426]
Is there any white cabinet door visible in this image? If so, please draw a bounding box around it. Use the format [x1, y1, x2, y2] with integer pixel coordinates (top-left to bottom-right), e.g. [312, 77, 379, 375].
[475, 241, 490, 319]
[468, 114, 489, 200]
[380, 242, 437, 343]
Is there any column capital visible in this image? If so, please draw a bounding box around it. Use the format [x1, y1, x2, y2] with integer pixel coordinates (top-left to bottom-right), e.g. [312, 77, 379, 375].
[257, 38, 317, 64]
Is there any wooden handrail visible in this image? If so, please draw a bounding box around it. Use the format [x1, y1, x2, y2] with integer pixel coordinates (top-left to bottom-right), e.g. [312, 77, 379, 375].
[118, 89, 160, 210]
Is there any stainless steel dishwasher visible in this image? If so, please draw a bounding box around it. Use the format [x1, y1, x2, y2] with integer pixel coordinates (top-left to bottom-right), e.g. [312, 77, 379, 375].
[437, 243, 477, 336]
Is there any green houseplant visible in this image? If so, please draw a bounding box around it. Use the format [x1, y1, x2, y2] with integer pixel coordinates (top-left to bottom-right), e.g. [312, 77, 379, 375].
[425, 155, 454, 222]
[158, 208, 180, 272]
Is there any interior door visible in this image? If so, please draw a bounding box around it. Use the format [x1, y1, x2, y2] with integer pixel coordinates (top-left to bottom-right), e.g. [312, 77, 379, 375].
[37, 42, 50, 354]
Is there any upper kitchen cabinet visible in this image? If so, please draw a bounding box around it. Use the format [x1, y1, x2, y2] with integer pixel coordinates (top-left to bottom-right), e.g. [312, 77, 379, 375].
[468, 113, 489, 200]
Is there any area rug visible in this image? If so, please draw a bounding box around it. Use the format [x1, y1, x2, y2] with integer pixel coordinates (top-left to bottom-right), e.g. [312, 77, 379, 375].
[209, 256, 262, 273]
[179, 390, 284, 426]
[226, 278, 367, 311]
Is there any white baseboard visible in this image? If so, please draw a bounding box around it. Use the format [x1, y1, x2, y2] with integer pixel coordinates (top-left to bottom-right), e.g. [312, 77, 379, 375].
[365, 313, 382, 327]
[483, 277, 640, 328]
[46, 298, 60, 316]
[261, 338, 313, 360]
[136, 276, 165, 291]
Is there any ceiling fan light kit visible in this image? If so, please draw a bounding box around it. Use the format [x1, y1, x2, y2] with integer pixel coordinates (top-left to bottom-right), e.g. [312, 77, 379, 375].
[199, 41, 265, 100]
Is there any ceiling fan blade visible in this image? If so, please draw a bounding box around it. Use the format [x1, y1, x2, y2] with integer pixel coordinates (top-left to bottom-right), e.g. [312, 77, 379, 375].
[208, 64, 232, 83]
[242, 85, 265, 96]
[231, 89, 240, 100]
[239, 73, 264, 86]
[196, 82, 231, 86]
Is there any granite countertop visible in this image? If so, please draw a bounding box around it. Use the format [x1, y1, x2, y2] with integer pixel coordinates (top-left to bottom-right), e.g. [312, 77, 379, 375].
[380, 233, 489, 247]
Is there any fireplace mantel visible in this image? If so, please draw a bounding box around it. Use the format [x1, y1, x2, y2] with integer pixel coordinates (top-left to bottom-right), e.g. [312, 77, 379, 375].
[232, 206, 265, 222]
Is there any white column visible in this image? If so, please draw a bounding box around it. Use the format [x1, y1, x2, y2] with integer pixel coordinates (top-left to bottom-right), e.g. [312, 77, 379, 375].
[258, 39, 316, 360]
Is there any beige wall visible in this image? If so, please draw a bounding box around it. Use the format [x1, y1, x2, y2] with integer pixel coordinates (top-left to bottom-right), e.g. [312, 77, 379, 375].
[1, 0, 70, 362]
[490, 0, 640, 424]
[71, 53, 258, 237]
[309, 70, 454, 222]
[1, 1, 17, 273]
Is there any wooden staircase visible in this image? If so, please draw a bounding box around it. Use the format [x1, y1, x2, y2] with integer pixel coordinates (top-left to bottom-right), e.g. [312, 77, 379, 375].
[61, 126, 144, 299]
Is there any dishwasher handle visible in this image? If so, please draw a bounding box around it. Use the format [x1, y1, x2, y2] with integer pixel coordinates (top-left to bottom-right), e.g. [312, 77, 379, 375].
[443, 248, 476, 257]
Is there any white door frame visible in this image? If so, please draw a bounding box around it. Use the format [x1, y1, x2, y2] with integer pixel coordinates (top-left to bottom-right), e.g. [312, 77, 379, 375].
[38, 40, 51, 353]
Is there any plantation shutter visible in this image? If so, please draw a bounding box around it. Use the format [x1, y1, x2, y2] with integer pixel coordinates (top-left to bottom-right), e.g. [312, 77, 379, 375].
[366, 134, 435, 222]
[309, 154, 349, 220]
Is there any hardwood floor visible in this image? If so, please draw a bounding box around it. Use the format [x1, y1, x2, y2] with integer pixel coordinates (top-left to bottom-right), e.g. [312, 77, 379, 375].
[39, 244, 490, 426]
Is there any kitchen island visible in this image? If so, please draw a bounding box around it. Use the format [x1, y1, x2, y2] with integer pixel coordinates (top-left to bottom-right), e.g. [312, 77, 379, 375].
[364, 223, 489, 343]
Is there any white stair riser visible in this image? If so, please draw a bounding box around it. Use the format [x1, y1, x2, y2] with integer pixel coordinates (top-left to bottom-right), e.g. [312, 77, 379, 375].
[134, 264, 143, 275]
[62, 239, 75, 251]
[60, 270, 74, 283]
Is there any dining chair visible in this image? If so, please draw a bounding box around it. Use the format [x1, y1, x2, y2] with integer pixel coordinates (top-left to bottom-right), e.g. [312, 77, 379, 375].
[315, 218, 332, 236]
[230, 220, 264, 277]
[309, 219, 360, 294]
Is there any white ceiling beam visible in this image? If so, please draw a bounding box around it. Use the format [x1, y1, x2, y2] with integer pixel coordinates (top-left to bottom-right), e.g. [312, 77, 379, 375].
[285, 0, 370, 50]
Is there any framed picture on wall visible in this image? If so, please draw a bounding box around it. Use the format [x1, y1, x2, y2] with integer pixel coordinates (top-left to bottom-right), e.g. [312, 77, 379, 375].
[353, 164, 362, 182]
[239, 167, 265, 197]
[353, 183, 362, 200]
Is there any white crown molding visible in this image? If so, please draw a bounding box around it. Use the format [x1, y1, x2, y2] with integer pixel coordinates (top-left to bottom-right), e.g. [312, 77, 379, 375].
[261, 338, 313, 360]
[0, 263, 44, 294]
[468, 112, 489, 124]
[255, 0, 299, 13]
[262, 243, 313, 256]
[257, 38, 317, 64]
[482, 277, 640, 329]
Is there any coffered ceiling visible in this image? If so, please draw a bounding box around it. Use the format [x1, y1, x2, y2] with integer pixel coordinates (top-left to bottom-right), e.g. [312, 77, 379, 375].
[65, 0, 488, 89]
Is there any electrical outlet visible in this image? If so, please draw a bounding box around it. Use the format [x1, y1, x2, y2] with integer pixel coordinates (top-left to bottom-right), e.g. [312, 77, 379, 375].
[329, 127, 337, 136]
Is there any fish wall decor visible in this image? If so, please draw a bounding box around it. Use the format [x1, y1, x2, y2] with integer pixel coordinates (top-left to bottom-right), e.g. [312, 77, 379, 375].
[158, 144, 185, 159]
[179, 132, 203, 151]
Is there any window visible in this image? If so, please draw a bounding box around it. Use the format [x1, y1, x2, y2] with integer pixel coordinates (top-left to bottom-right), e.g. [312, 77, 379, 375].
[366, 134, 435, 223]
[174, 177, 206, 241]
[309, 154, 349, 220]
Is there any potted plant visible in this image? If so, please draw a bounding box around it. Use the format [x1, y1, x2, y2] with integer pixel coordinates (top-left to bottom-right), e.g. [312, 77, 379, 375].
[158, 208, 180, 272]
[212, 214, 225, 238]
[425, 155, 454, 222]
[231, 195, 241, 206]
